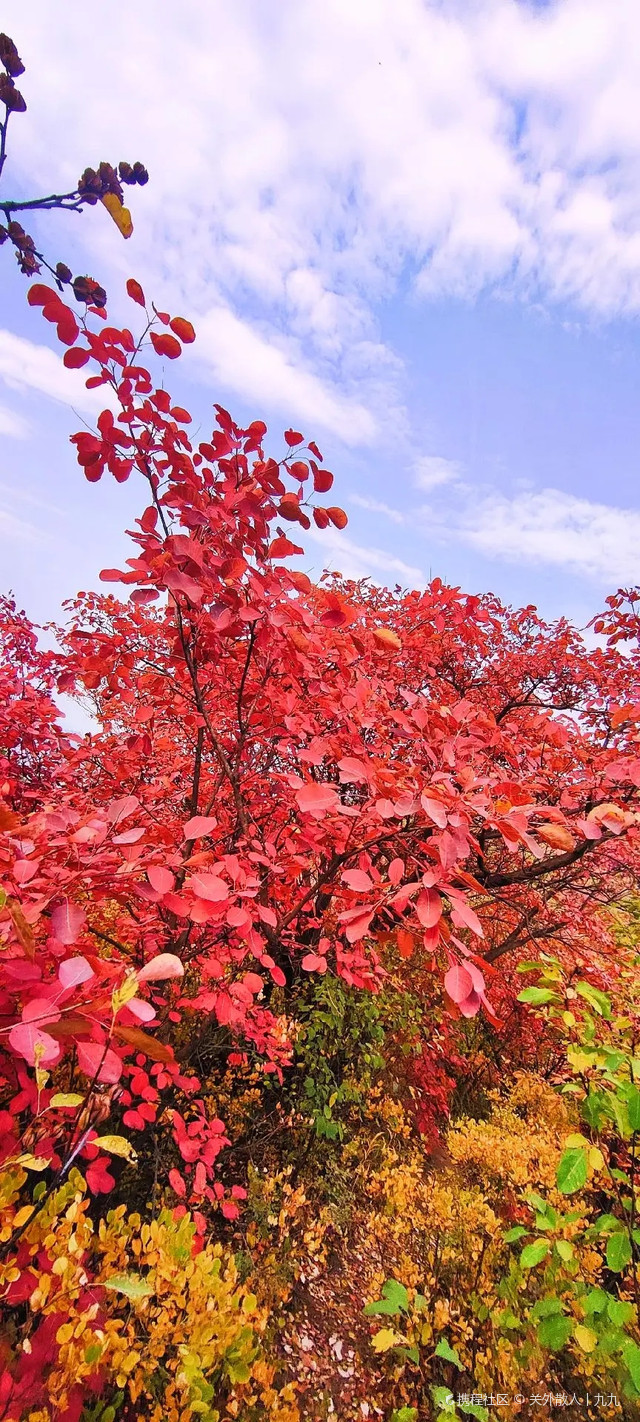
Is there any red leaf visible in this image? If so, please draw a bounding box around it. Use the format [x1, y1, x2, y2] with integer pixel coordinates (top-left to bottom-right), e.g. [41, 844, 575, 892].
[147, 866, 175, 895]
[301, 953, 328, 973]
[295, 782, 340, 817]
[342, 869, 373, 891]
[150, 331, 182, 360]
[77, 1041, 122, 1084]
[284, 429, 304, 446]
[326, 506, 348, 530]
[9, 1021, 61, 1066]
[170, 316, 196, 344]
[313, 469, 334, 493]
[189, 873, 229, 902]
[63, 347, 91, 368]
[183, 815, 217, 840]
[27, 283, 57, 307]
[126, 278, 146, 306]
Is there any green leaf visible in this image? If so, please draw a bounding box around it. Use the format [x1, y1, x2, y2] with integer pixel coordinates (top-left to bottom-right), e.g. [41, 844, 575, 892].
[103, 1272, 153, 1300]
[432, 1386, 456, 1416]
[435, 1339, 461, 1367]
[531, 1295, 563, 1321]
[624, 1341, 640, 1390]
[504, 1226, 527, 1242]
[517, 987, 558, 1005]
[364, 1277, 409, 1316]
[628, 1086, 640, 1132]
[520, 1239, 550, 1269]
[584, 1288, 610, 1315]
[608, 1297, 634, 1326]
[555, 1240, 574, 1262]
[575, 982, 612, 1018]
[537, 1313, 573, 1350]
[556, 1147, 588, 1194]
[606, 1231, 632, 1273]
[459, 1406, 489, 1422]
[390, 1411, 418, 1422]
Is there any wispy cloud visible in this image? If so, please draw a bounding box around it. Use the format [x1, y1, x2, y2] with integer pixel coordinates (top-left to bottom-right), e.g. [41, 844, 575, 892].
[0, 330, 111, 413]
[350, 493, 405, 524]
[305, 524, 425, 588]
[413, 455, 461, 493]
[196, 307, 376, 444]
[446, 487, 640, 585]
[0, 403, 29, 439]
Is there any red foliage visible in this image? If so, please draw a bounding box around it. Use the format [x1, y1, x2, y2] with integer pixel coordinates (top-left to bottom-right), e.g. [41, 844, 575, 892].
[2, 279, 640, 1232]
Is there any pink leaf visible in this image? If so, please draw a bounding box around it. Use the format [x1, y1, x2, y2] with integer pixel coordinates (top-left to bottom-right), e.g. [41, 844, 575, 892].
[58, 955, 94, 990]
[9, 1022, 61, 1066]
[126, 997, 156, 1022]
[183, 815, 217, 840]
[242, 973, 264, 995]
[295, 782, 340, 817]
[107, 795, 140, 824]
[421, 795, 447, 828]
[169, 1168, 186, 1198]
[450, 899, 484, 938]
[147, 865, 175, 895]
[50, 901, 86, 946]
[301, 952, 328, 973]
[416, 888, 442, 929]
[388, 858, 404, 885]
[189, 873, 229, 902]
[337, 756, 369, 784]
[458, 990, 482, 1018]
[444, 963, 474, 1004]
[77, 1040, 122, 1085]
[342, 869, 373, 892]
[22, 998, 61, 1026]
[137, 953, 184, 983]
[13, 860, 38, 885]
[113, 826, 145, 845]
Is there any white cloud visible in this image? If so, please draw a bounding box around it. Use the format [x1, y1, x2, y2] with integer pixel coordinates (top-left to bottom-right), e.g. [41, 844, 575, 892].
[0, 330, 110, 413]
[350, 493, 404, 524]
[0, 403, 29, 438]
[196, 307, 375, 444]
[7, 0, 640, 450]
[413, 455, 460, 492]
[450, 487, 640, 585]
[305, 524, 425, 588]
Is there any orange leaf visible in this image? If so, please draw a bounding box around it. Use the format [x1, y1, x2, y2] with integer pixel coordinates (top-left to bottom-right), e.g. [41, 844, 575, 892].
[113, 1024, 174, 1062]
[537, 823, 576, 852]
[373, 627, 402, 653]
[397, 929, 415, 959]
[101, 192, 133, 239]
[8, 899, 35, 961]
[326, 506, 348, 530]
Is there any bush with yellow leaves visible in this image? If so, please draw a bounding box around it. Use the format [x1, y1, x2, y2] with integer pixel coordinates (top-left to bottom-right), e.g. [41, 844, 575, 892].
[0, 1165, 298, 1422]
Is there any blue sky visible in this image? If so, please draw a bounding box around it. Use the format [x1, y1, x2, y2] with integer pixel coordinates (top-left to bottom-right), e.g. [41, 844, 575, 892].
[3, 0, 640, 632]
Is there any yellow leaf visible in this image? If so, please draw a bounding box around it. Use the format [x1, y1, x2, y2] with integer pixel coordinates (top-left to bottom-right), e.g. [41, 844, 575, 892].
[574, 1324, 598, 1353]
[112, 972, 139, 1014]
[50, 1092, 84, 1108]
[372, 1327, 403, 1352]
[101, 191, 133, 239]
[588, 1146, 605, 1172]
[17, 1154, 49, 1171]
[13, 1205, 34, 1229]
[94, 1134, 138, 1164]
[565, 1133, 589, 1148]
